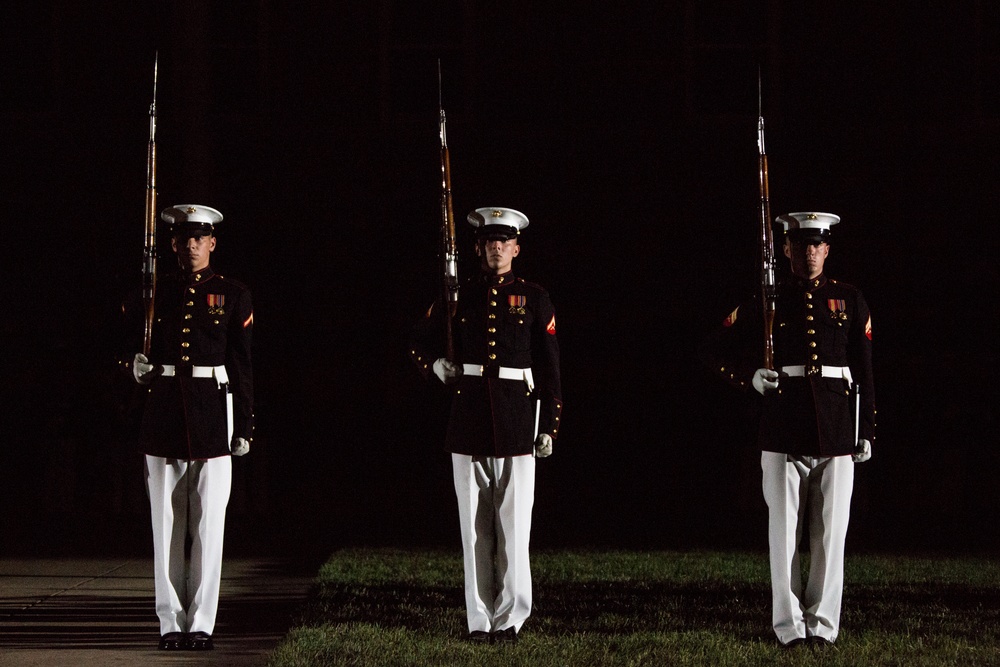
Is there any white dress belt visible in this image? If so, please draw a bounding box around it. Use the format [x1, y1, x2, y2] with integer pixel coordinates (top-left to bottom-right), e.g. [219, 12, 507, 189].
[781, 365, 853, 383]
[462, 364, 535, 392]
[160, 364, 230, 385]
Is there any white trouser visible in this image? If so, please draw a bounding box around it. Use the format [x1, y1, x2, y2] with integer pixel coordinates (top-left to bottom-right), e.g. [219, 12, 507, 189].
[452, 453, 535, 634]
[145, 455, 232, 636]
[761, 451, 854, 644]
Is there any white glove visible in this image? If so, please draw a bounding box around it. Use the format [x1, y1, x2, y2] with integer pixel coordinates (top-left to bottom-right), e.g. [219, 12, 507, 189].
[752, 368, 779, 395]
[432, 358, 462, 385]
[231, 437, 250, 457]
[132, 353, 159, 385]
[535, 433, 553, 458]
[853, 438, 871, 463]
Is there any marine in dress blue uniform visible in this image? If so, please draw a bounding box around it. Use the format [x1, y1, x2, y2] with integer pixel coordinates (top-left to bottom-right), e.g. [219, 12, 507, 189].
[702, 212, 875, 648]
[411, 207, 562, 642]
[126, 205, 253, 651]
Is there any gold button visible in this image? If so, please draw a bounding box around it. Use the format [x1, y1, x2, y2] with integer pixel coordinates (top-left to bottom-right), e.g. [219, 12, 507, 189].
[195, 273, 202, 281]
[806, 315, 814, 321]
[488, 327, 496, 333]
[491, 288, 498, 295]
[186, 301, 194, 307]
[488, 341, 496, 347]
[806, 303, 813, 309]
[811, 354, 818, 360]
[189, 288, 196, 294]
[489, 314, 496, 320]
[184, 314, 192, 320]
[490, 301, 497, 307]
[181, 342, 190, 348]
[805, 293, 812, 299]
[214, 320, 219, 324]
[182, 355, 190, 362]
[809, 341, 817, 348]
[813, 279, 820, 287]
[182, 328, 191, 333]
[489, 353, 497, 360]
[807, 329, 815, 335]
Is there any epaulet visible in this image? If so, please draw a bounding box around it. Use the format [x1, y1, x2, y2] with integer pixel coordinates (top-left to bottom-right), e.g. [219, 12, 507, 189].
[517, 277, 548, 292]
[218, 274, 251, 291]
[829, 278, 859, 291]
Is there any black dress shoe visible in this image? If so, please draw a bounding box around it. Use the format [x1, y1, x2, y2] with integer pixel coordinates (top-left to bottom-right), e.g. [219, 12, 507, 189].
[493, 627, 518, 644]
[467, 630, 490, 643]
[158, 632, 185, 650]
[187, 631, 214, 650]
[781, 637, 807, 649]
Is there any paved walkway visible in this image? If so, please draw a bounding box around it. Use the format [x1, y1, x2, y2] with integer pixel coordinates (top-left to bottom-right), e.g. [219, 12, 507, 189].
[0, 557, 315, 666]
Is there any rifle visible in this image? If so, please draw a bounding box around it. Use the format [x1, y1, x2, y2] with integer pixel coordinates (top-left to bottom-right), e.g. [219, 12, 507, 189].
[757, 73, 777, 371]
[142, 53, 159, 357]
[438, 60, 459, 360]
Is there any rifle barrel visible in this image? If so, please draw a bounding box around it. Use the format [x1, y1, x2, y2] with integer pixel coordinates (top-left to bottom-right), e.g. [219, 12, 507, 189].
[758, 108, 776, 370]
[439, 61, 459, 361]
[142, 53, 159, 357]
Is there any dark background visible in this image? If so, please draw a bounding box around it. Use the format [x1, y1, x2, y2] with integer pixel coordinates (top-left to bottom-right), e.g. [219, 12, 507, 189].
[1, 1, 996, 560]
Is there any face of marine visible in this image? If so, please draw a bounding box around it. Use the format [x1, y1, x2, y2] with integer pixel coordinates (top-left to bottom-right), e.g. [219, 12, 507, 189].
[476, 237, 520, 275]
[171, 232, 216, 273]
[784, 237, 829, 280]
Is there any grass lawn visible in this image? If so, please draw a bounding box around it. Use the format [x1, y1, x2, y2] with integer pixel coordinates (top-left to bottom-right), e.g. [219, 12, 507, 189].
[268, 549, 1000, 666]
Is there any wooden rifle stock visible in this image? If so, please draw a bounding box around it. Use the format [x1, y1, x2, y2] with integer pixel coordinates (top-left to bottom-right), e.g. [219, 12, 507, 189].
[142, 54, 158, 357]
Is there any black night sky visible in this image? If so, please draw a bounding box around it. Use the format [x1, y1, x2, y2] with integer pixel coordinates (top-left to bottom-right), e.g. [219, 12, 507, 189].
[1, 2, 996, 559]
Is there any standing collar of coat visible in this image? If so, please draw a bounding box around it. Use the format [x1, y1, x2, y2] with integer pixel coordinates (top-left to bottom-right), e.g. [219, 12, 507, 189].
[481, 270, 515, 287]
[181, 266, 216, 286]
[788, 272, 827, 292]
